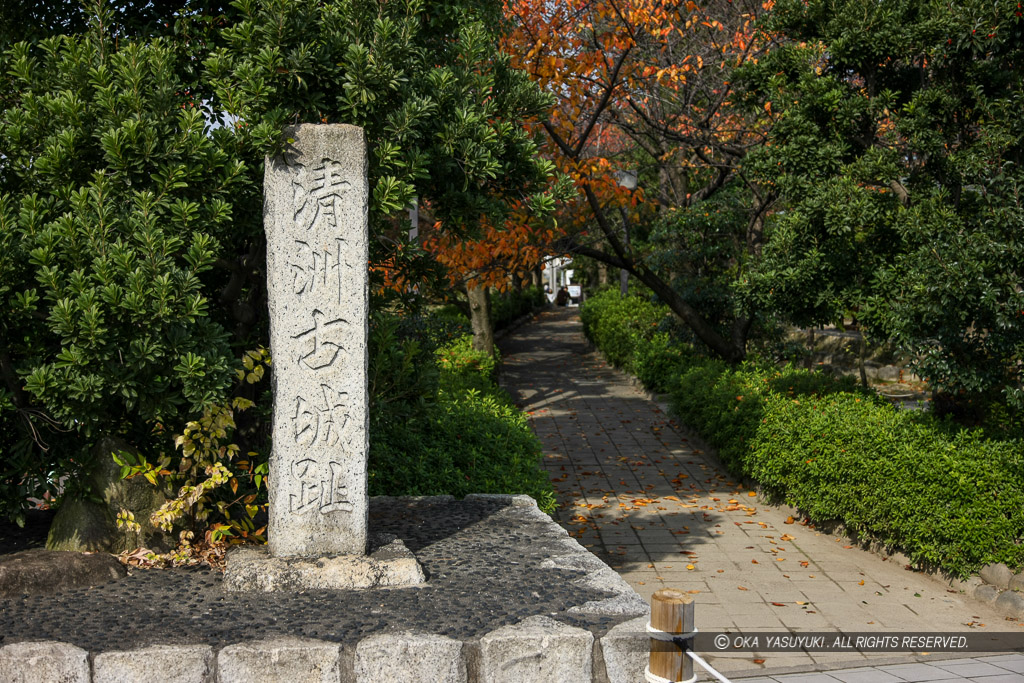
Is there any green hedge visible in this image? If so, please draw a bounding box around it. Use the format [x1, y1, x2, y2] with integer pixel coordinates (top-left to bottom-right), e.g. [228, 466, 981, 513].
[368, 317, 554, 512]
[751, 395, 1024, 574]
[580, 296, 1024, 577]
[491, 286, 546, 331]
[579, 289, 667, 370]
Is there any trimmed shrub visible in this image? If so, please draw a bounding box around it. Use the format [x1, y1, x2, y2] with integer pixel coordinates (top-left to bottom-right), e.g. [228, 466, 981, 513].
[579, 289, 666, 369]
[368, 326, 554, 512]
[750, 395, 1024, 576]
[633, 332, 694, 394]
[490, 286, 545, 331]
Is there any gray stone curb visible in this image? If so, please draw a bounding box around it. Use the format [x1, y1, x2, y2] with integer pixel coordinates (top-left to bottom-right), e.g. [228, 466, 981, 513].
[474, 615, 594, 683]
[93, 644, 215, 683]
[0, 620, 654, 682]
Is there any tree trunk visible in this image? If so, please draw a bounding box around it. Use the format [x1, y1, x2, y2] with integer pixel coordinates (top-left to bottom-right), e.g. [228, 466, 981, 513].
[467, 284, 494, 356]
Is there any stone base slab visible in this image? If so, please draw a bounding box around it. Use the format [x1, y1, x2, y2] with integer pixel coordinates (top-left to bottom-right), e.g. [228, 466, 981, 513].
[223, 534, 425, 591]
[0, 495, 651, 681]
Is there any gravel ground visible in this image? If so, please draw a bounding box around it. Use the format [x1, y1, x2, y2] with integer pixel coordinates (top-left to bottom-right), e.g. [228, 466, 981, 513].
[0, 498, 624, 652]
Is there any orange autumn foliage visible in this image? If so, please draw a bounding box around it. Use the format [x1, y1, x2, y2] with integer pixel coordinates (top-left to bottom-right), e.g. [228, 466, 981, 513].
[504, 0, 774, 231]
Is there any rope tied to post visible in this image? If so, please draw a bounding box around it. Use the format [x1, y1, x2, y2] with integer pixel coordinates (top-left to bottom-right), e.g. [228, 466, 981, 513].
[647, 588, 733, 683]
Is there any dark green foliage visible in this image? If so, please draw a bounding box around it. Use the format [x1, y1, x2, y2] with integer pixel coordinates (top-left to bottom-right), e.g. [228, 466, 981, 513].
[672, 362, 864, 477]
[751, 396, 1024, 576]
[583, 296, 1024, 577]
[489, 286, 545, 331]
[633, 332, 694, 394]
[368, 318, 554, 512]
[0, 0, 562, 522]
[739, 0, 1024, 416]
[579, 289, 667, 370]
[0, 32, 239, 521]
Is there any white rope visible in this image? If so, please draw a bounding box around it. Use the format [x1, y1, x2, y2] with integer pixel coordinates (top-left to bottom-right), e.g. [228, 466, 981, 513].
[644, 664, 697, 683]
[643, 623, 733, 683]
[646, 622, 699, 642]
[687, 650, 733, 683]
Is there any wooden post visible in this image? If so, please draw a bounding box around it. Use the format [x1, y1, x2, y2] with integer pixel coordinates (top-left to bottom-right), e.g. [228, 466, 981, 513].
[649, 588, 694, 682]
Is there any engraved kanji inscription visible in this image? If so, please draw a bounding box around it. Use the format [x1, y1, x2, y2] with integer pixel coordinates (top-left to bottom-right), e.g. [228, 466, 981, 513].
[293, 309, 348, 370]
[286, 238, 351, 304]
[293, 159, 352, 232]
[289, 457, 353, 514]
[291, 383, 350, 447]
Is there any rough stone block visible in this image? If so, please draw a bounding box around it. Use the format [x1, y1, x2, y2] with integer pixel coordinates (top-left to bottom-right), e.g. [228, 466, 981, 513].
[0, 549, 124, 597]
[217, 638, 341, 683]
[223, 536, 424, 592]
[979, 562, 1014, 589]
[974, 584, 1000, 603]
[1010, 573, 1024, 592]
[354, 632, 465, 682]
[93, 644, 214, 683]
[596, 615, 650, 683]
[264, 123, 369, 558]
[995, 590, 1024, 619]
[0, 641, 89, 682]
[463, 494, 537, 508]
[476, 615, 593, 683]
[947, 575, 982, 593]
[46, 436, 171, 554]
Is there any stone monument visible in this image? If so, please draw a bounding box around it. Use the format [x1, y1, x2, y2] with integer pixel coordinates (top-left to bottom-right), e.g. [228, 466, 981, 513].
[225, 124, 423, 590]
[264, 124, 369, 558]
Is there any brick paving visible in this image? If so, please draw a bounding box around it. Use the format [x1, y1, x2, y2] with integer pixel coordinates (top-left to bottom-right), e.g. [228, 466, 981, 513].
[499, 307, 1024, 682]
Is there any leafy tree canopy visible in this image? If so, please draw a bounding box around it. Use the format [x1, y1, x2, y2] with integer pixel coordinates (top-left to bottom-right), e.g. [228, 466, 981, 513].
[739, 0, 1024, 416]
[0, 0, 560, 522]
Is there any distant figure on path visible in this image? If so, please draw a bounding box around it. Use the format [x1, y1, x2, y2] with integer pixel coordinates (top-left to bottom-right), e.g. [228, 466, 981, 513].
[555, 286, 569, 306]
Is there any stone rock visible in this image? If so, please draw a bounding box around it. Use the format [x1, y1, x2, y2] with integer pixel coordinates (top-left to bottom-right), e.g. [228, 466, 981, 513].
[0, 549, 124, 597]
[947, 575, 983, 593]
[46, 436, 170, 554]
[464, 493, 538, 508]
[475, 615, 594, 683]
[217, 638, 341, 683]
[264, 124, 369, 558]
[0, 641, 89, 682]
[1009, 573, 1024, 592]
[995, 590, 1024, 619]
[45, 498, 116, 553]
[223, 535, 425, 592]
[973, 584, 1000, 604]
[979, 562, 1014, 589]
[596, 615, 650, 683]
[93, 644, 214, 683]
[354, 632, 465, 683]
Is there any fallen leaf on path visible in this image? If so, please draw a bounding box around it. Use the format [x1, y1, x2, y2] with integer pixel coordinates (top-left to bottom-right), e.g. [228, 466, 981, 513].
[784, 516, 795, 524]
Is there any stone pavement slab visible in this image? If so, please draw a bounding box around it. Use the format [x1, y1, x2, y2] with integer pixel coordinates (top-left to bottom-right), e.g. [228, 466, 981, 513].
[499, 308, 1024, 681]
[733, 654, 1024, 683]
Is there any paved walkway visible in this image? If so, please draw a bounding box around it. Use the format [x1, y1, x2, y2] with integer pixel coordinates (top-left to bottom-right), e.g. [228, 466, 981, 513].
[499, 308, 1023, 682]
